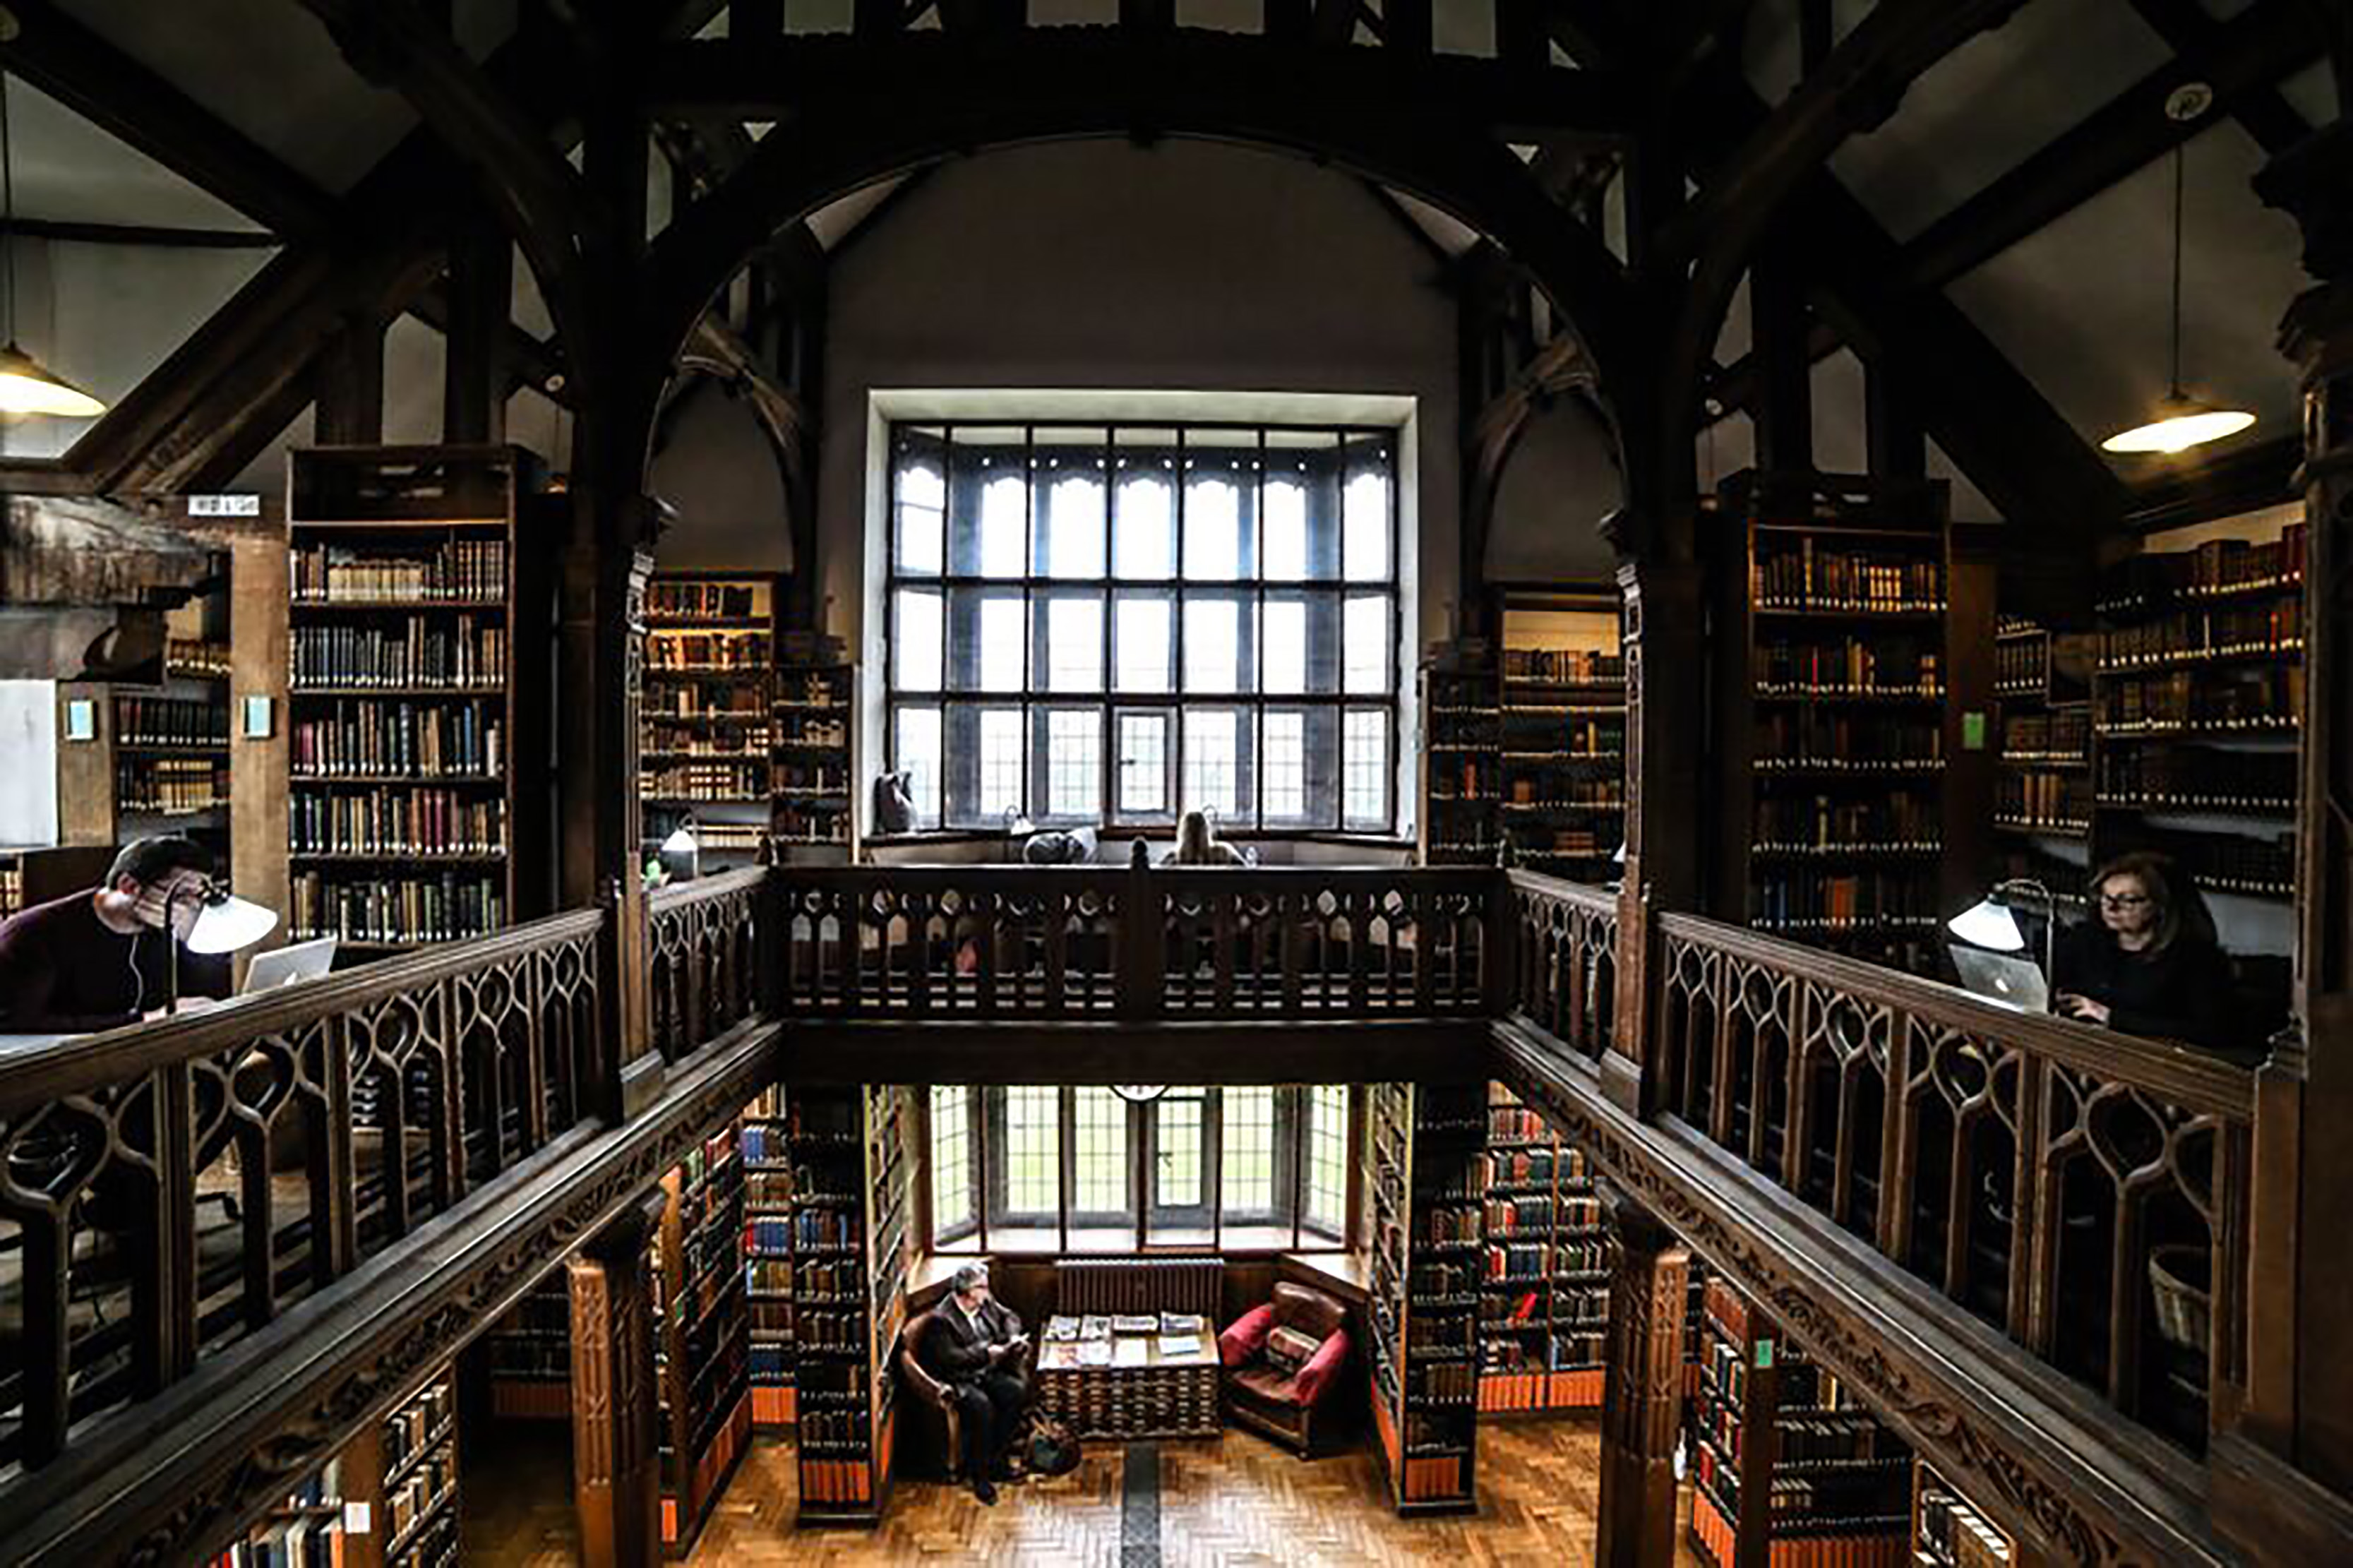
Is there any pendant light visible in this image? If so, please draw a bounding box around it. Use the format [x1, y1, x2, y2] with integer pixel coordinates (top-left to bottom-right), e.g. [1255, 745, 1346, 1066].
[0, 60, 107, 418]
[2101, 90, 2251, 456]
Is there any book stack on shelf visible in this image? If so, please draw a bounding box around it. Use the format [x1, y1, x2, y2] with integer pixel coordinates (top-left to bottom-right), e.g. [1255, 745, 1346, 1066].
[1989, 616, 2095, 908]
[1475, 1083, 1612, 1413]
[1716, 472, 1967, 976]
[773, 636, 857, 861]
[654, 1119, 754, 1554]
[1420, 659, 1502, 866]
[1367, 1082, 1487, 1514]
[1689, 1276, 1912, 1568]
[2091, 525, 2304, 906]
[486, 1272, 573, 1419]
[0, 857, 20, 921]
[1497, 604, 1625, 880]
[202, 1460, 349, 1567]
[381, 1367, 461, 1568]
[1912, 1460, 2013, 1568]
[642, 573, 781, 873]
[741, 1085, 798, 1428]
[786, 1085, 909, 1526]
[112, 693, 230, 820]
[285, 448, 544, 964]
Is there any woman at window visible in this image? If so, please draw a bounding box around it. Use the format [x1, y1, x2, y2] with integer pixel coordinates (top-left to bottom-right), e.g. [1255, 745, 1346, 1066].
[2053, 851, 2235, 1051]
[1169, 809, 1250, 867]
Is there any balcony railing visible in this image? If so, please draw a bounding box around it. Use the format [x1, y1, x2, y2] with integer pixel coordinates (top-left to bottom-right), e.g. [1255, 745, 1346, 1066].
[770, 863, 1504, 1022]
[648, 866, 770, 1062]
[1507, 870, 1619, 1061]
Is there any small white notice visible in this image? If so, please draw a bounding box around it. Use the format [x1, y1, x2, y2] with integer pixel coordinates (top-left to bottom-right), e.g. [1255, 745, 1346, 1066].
[342, 1500, 372, 1534]
[188, 493, 261, 518]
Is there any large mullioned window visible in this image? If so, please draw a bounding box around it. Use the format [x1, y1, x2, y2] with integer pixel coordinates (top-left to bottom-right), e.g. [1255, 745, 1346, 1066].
[887, 423, 1401, 833]
[927, 1085, 1357, 1252]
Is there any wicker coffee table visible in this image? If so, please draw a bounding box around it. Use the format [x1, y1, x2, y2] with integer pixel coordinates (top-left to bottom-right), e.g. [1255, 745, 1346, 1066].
[1035, 1316, 1221, 1441]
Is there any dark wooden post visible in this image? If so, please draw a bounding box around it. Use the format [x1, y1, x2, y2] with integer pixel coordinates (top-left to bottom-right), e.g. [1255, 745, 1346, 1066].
[1595, 1195, 1691, 1568]
[1749, 245, 1814, 474]
[314, 309, 386, 444]
[2253, 105, 2353, 1492]
[443, 213, 513, 445]
[568, 1188, 667, 1568]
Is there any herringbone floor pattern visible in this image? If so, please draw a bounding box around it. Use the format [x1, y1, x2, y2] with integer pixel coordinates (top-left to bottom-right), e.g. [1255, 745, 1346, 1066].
[464, 1417, 1702, 1564]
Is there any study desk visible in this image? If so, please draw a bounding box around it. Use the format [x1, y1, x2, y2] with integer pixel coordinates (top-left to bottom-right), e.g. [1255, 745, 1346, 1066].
[1035, 1315, 1222, 1441]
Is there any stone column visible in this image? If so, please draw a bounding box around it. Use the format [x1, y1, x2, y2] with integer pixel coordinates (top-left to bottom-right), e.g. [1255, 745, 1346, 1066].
[567, 1189, 667, 1568]
[1595, 1195, 1691, 1568]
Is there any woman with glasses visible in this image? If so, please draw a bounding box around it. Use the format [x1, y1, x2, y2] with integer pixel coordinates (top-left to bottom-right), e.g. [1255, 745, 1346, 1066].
[2052, 849, 2234, 1050]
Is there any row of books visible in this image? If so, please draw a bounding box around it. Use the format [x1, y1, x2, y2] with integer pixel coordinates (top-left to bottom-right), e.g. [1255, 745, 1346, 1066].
[1504, 647, 1624, 683]
[1407, 1317, 1475, 1353]
[1489, 1106, 1550, 1142]
[290, 702, 503, 777]
[645, 681, 769, 719]
[645, 722, 772, 756]
[1483, 1195, 1605, 1233]
[649, 581, 766, 622]
[1502, 779, 1621, 807]
[2096, 746, 2297, 810]
[1992, 638, 2048, 693]
[1756, 638, 1941, 695]
[168, 637, 233, 680]
[1503, 714, 1624, 753]
[796, 1309, 866, 1352]
[1918, 1476, 2012, 1568]
[1755, 714, 1942, 767]
[746, 1210, 861, 1250]
[1487, 1238, 1612, 1279]
[1411, 1362, 1477, 1402]
[789, 1259, 866, 1297]
[797, 1407, 872, 1449]
[1424, 1204, 1483, 1243]
[2099, 599, 2303, 669]
[117, 758, 225, 814]
[287, 872, 505, 945]
[641, 760, 769, 801]
[2097, 524, 2306, 609]
[1754, 791, 1937, 848]
[1473, 1145, 1588, 1187]
[292, 620, 505, 690]
[1994, 774, 2090, 830]
[1754, 546, 1944, 613]
[2095, 668, 2302, 734]
[648, 630, 773, 671]
[381, 1379, 454, 1476]
[293, 540, 508, 604]
[2121, 828, 2297, 899]
[114, 695, 227, 748]
[289, 790, 505, 858]
[1753, 870, 1939, 930]
[2001, 709, 2090, 760]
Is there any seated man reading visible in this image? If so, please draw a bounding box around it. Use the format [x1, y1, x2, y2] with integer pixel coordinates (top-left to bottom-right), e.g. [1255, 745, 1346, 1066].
[0, 835, 228, 1033]
[911, 1264, 1031, 1504]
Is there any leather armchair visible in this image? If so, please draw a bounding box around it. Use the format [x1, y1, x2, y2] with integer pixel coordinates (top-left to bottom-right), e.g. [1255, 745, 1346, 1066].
[896, 1310, 964, 1480]
[1219, 1281, 1350, 1456]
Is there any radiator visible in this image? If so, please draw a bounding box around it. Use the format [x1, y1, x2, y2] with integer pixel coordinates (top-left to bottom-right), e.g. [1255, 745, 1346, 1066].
[1053, 1257, 1222, 1317]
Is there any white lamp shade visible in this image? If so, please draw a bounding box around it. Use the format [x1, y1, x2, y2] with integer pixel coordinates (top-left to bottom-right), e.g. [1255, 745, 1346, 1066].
[1947, 897, 2026, 952]
[0, 342, 107, 417]
[1612, 842, 1627, 866]
[187, 892, 279, 955]
[2101, 397, 2256, 455]
[661, 823, 699, 855]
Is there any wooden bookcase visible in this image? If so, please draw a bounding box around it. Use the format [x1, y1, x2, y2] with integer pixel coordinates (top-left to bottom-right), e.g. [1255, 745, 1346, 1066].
[1419, 662, 1502, 866]
[1495, 587, 1626, 880]
[201, 1454, 354, 1568]
[1711, 472, 1990, 976]
[1475, 1082, 1610, 1413]
[1689, 1275, 1912, 1568]
[772, 649, 857, 863]
[1989, 616, 2096, 912]
[789, 1084, 914, 1527]
[642, 570, 781, 872]
[1367, 1081, 1486, 1514]
[1912, 1459, 2018, 1568]
[654, 1119, 753, 1555]
[484, 1273, 573, 1420]
[741, 1085, 798, 1429]
[0, 844, 114, 923]
[284, 447, 549, 964]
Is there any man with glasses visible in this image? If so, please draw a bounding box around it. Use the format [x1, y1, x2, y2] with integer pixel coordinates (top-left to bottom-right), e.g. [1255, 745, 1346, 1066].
[910, 1263, 1033, 1504]
[0, 834, 227, 1034]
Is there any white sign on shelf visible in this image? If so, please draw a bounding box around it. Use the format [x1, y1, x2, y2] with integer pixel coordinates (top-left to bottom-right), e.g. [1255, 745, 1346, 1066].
[187, 494, 261, 518]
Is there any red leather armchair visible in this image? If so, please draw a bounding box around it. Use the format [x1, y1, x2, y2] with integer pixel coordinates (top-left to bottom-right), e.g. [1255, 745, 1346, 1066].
[1219, 1281, 1350, 1456]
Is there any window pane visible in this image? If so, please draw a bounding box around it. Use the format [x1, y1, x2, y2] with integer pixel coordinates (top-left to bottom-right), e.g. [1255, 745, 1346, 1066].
[894, 705, 942, 827]
[1262, 599, 1307, 695]
[1182, 709, 1243, 820]
[1262, 477, 1308, 581]
[897, 459, 945, 575]
[1221, 1087, 1276, 1215]
[950, 590, 1026, 693]
[950, 429, 1026, 575]
[1115, 710, 1171, 818]
[932, 1086, 973, 1234]
[1343, 592, 1390, 695]
[1113, 593, 1173, 693]
[978, 708, 1025, 820]
[1343, 469, 1389, 581]
[1262, 712, 1307, 821]
[1072, 1089, 1130, 1214]
[1184, 597, 1249, 694]
[1005, 1087, 1060, 1215]
[1041, 593, 1104, 693]
[1114, 469, 1175, 580]
[1183, 475, 1243, 580]
[1305, 1085, 1349, 1237]
[1041, 708, 1102, 821]
[894, 587, 943, 693]
[1343, 708, 1389, 830]
[1156, 1094, 1203, 1208]
[1041, 467, 1107, 579]
[980, 473, 1028, 577]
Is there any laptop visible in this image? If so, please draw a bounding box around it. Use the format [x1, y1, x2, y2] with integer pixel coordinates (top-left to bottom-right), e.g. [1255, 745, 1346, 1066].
[1949, 945, 2049, 1014]
[243, 936, 340, 993]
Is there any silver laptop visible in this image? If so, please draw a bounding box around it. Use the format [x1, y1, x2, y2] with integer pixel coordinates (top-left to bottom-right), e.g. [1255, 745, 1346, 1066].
[1950, 945, 2049, 1014]
[243, 937, 340, 993]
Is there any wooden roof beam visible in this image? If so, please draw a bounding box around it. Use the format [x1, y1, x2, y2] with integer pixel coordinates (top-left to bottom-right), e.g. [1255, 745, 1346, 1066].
[2126, 0, 2314, 157]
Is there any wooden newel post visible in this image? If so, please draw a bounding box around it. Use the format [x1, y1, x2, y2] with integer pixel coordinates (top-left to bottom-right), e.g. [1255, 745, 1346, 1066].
[1595, 1194, 1691, 1568]
[1119, 838, 1162, 1020]
[568, 1187, 668, 1568]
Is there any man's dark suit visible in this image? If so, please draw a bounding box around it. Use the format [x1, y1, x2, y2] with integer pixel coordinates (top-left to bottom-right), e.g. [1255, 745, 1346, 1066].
[912, 1295, 1029, 1482]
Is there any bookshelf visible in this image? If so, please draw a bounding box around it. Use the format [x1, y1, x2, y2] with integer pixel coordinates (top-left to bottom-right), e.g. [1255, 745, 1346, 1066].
[1475, 1082, 1611, 1413]
[1991, 616, 2095, 912]
[2090, 524, 2304, 911]
[1688, 1275, 1912, 1568]
[285, 448, 548, 964]
[1495, 586, 1626, 880]
[1420, 660, 1502, 866]
[741, 1085, 798, 1429]
[378, 1365, 462, 1568]
[0, 844, 113, 923]
[202, 1456, 352, 1568]
[1713, 472, 1987, 976]
[788, 1083, 914, 1527]
[1367, 1081, 1487, 1514]
[642, 571, 781, 873]
[1912, 1459, 2016, 1568]
[654, 1119, 754, 1555]
[485, 1272, 573, 1420]
[772, 641, 857, 863]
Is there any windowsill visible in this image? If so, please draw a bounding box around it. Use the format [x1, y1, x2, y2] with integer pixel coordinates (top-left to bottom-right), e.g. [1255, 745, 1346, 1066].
[863, 828, 1417, 856]
[924, 1228, 1353, 1257]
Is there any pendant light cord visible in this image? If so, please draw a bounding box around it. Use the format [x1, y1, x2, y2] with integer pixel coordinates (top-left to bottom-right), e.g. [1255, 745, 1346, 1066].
[2168, 143, 2184, 400]
[1, 66, 16, 347]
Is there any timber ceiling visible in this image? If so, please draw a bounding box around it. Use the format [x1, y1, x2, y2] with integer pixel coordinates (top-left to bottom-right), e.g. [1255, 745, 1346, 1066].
[0, 0, 2335, 523]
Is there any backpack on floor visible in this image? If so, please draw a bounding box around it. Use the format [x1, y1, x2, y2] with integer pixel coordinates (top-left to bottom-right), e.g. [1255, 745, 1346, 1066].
[1026, 1413, 1082, 1477]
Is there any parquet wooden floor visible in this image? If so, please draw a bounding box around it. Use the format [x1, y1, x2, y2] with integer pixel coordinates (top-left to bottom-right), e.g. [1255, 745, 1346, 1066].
[462, 1416, 1703, 1565]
